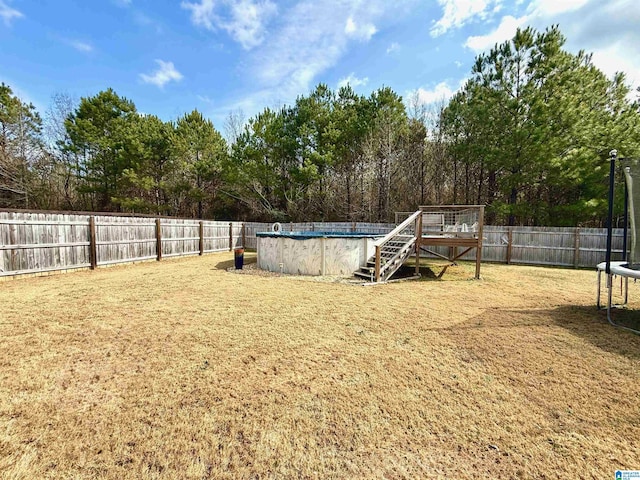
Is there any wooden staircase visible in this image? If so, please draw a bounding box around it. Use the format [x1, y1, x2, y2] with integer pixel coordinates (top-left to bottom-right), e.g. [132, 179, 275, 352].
[354, 210, 422, 283]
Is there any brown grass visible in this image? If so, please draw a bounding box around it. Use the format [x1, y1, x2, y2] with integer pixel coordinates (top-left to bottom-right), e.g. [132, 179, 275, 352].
[1, 253, 639, 479]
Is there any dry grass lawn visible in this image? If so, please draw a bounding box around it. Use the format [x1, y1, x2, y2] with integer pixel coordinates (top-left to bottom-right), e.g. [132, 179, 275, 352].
[1, 253, 639, 479]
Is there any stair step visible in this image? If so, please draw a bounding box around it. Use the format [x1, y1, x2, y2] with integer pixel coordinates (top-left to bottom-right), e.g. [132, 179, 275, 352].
[354, 271, 374, 280]
[359, 228, 419, 281]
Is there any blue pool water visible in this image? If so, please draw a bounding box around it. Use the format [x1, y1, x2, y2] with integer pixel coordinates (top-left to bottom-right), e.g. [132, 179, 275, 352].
[256, 231, 384, 239]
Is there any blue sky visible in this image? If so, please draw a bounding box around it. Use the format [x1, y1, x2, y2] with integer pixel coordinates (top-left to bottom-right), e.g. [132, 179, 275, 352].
[1, 0, 638, 131]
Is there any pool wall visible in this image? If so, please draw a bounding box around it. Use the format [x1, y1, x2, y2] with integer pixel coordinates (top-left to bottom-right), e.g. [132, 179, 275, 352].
[257, 232, 381, 275]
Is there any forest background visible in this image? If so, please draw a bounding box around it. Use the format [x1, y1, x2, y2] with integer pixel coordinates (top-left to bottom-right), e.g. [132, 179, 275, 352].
[2, 26, 639, 226]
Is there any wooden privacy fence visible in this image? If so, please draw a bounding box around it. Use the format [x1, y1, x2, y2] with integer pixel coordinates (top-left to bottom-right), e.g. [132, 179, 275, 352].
[469, 226, 624, 268]
[0, 211, 247, 277]
[0, 210, 629, 277]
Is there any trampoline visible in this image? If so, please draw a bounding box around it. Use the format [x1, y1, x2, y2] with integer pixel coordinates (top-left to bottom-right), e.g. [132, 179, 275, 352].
[596, 150, 640, 334]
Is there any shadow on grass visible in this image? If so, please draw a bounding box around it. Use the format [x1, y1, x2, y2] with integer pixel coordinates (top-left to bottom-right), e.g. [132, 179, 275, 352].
[458, 304, 640, 359]
[214, 253, 257, 271]
[393, 262, 478, 281]
[550, 304, 640, 357]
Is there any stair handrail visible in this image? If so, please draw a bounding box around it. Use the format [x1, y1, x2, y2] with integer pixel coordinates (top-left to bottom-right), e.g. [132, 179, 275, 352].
[373, 209, 422, 282]
[373, 210, 421, 248]
[379, 236, 416, 280]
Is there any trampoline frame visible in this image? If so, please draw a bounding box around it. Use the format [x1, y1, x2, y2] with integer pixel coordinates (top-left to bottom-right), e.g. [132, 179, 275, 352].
[596, 150, 640, 334]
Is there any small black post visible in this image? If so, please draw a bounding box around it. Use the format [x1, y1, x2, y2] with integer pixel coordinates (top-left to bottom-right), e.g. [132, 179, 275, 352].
[605, 150, 617, 274]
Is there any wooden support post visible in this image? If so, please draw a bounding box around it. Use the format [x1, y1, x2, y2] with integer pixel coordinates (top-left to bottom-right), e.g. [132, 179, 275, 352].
[573, 227, 580, 268]
[475, 206, 484, 279]
[229, 222, 233, 251]
[89, 216, 97, 269]
[375, 245, 381, 283]
[199, 221, 204, 256]
[155, 218, 162, 261]
[415, 212, 422, 275]
[506, 227, 513, 265]
[352, 221, 356, 232]
[241, 223, 246, 248]
[320, 237, 326, 275]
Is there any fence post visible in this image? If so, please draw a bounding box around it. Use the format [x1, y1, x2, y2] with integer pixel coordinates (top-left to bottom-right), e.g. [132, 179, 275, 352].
[8, 212, 17, 271]
[199, 221, 204, 256]
[229, 222, 233, 251]
[475, 206, 485, 279]
[89, 216, 97, 269]
[506, 227, 513, 265]
[573, 227, 580, 268]
[241, 223, 246, 248]
[156, 218, 162, 261]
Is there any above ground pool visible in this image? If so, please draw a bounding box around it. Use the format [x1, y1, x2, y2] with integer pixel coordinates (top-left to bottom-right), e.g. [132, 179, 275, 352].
[256, 231, 384, 276]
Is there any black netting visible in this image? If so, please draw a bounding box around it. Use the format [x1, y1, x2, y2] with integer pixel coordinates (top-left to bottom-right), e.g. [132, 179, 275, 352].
[624, 161, 640, 269]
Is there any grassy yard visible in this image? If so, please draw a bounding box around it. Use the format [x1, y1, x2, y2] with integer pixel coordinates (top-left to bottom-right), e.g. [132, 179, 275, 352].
[1, 253, 639, 479]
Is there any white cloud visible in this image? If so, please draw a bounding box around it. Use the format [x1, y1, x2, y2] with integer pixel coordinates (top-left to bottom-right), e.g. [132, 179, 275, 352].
[140, 60, 183, 88]
[464, 0, 596, 53]
[408, 81, 460, 106]
[462, 0, 640, 91]
[344, 16, 377, 41]
[181, 0, 214, 29]
[565, 0, 640, 89]
[251, 1, 384, 92]
[206, 0, 412, 123]
[224, 0, 277, 49]
[386, 42, 400, 54]
[197, 94, 214, 104]
[591, 42, 640, 91]
[464, 15, 523, 52]
[181, 0, 277, 50]
[0, 0, 23, 26]
[69, 40, 93, 53]
[529, 0, 589, 16]
[430, 0, 502, 37]
[338, 73, 369, 89]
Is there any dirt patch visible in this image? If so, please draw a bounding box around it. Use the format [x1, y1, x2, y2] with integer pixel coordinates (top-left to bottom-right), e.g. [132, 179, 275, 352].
[0, 252, 638, 479]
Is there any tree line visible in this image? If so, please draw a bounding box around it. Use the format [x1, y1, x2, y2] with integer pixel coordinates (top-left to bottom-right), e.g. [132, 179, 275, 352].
[2, 25, 639, 225]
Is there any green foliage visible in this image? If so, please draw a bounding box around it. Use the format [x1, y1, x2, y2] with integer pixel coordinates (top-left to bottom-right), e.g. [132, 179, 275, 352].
[442, 25, 640, 225]
[173, 110, 228, 218]
[63, 88, 138, 210]
[0, 83, 43, 207]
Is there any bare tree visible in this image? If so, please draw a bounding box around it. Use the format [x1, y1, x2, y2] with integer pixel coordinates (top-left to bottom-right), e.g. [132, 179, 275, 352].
[42, 92, 80, 209]
[224, 109, 246, 146]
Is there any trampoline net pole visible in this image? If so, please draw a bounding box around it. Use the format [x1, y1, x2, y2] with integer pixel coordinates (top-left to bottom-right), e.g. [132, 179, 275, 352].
[623, 161, 640, 269]
[605, 157, 615, 274]
[623, 175, 629, 262]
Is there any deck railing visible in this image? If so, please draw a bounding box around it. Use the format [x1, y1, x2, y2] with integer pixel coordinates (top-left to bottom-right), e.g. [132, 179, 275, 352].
[373, 210, 422, 282]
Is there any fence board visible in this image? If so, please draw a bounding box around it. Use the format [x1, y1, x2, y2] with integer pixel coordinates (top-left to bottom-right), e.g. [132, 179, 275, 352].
[95, 215, 158, 266]
[0, 211, 91, 275]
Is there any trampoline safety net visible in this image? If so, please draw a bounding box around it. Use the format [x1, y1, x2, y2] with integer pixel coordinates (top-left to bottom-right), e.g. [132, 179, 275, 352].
[624, 160, 640, 269]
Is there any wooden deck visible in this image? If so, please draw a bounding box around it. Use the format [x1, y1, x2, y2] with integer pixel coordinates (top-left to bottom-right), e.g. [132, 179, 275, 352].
[415, 205, 485, 279]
